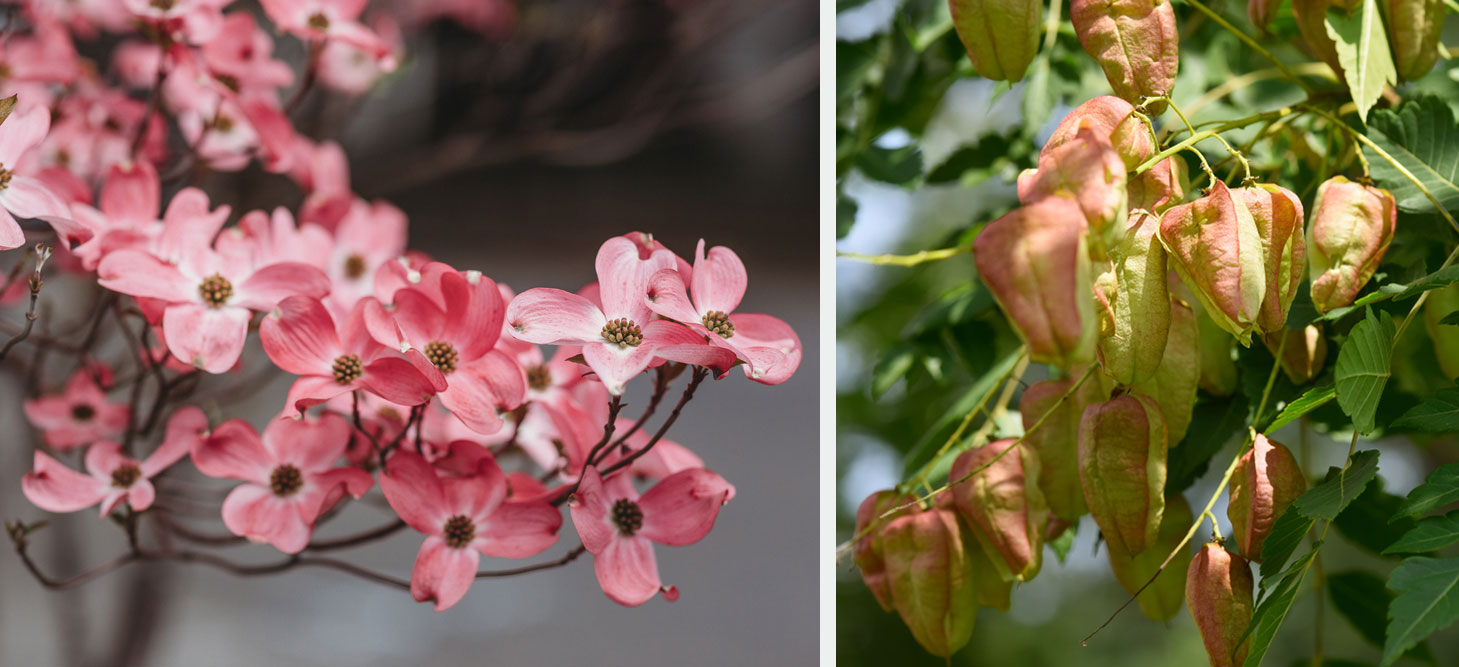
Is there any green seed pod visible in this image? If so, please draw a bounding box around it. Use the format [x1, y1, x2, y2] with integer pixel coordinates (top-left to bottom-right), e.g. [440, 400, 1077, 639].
[1128, 156, 1187, 214]
[1018, 124, 1129, 250]
[1020, 375, 1108, 521]
[1228, 434, 1307, 562]
[1160, 181, 1267, 345]
[1133, 296, 1199, 444]
[1382, 0, 1445, 81]
[975, 196, 1098, 368]
[1424, 283, 1459, 380]
[882, 507, 980, 658]
[1069, 0, 1180, 113]
[1044, 96, 1156, 170]
[1307, 176, 1397, 315]
[949, 0, 1041, 82]
[1262, 324, 1329, 384]
[853, 490, 913, 612]
[950, 438, 1049, 582]
[1233, 183, 1306, 334]
[1107, 493, 1194, 622]
[1187, 543, 1255, 667]
[1097, 210, 1171, 385]
[1078, 392, 1168, 555]
[944, 503, 1016, 611]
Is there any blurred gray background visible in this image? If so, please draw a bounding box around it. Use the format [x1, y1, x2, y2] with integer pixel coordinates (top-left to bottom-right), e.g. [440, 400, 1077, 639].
[0, 1, 818, 664]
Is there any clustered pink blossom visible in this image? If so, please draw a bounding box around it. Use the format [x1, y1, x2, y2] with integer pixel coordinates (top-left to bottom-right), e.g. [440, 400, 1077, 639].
[5, 0, 801, 613]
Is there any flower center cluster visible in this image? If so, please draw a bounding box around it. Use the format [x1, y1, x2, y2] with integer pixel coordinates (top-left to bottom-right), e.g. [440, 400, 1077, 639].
[525, 364, 552, 391]
[198, 273, 233, 308]
[701, 311, 735, 338]
[110, 463, 141, 489]
[343, 254, 368, 280]
[269, 464, 303, 497]
[424, 340, 458, 374]
[0, 164, 11, 190]
[332, 354, 362, 384]
[601, 318, 643, 348]
[71, 404, 96, 422]
[210, 114, 234, 133]
[442, 514, 475, 548]
[149, 0, 175, 10]
[307, 12, 330, 30]
[612, 498, 644, 536]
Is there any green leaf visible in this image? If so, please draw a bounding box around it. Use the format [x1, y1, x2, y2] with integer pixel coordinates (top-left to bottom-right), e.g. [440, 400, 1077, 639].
[1393, 264, 1459, 301]
[1330, 570, 1395, 650]
[1260, 507, 1316, 579]
[1049, 521, 1077, 564]
[1385, 510, 1459, 554]
[1382, 556, 1459, 666]
[1167, 394, 1249, 495]
[872, 343, 918, 399]
[924, 135, 1014, 184]
[1393, 463, 1459, 521]
[1335, 479, 1418, 557]
[1293, 450, 1381, 520]
[1334, 308, 1396, 433]
[1266, 384, 1337, 432]
[837, 190, 858, 239]
[1244, 549, 1318, 667]
[900, 348, 1024, 477]
[855, 144, 923, 187]
[1392, 386, 1459, 432]
[1323, 0, 1398, 123]
[1364, 95, 1459, 214]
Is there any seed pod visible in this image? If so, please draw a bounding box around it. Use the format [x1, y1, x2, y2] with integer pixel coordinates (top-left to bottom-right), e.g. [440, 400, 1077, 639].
[950, 507, 1016, 611]
[1233, 183, 1306, 333]
[1187, 543, 1255, 667]
[1078, 392, 1168, 555]
[1248, 0, 1278, 30]
[1017, 124, 1129, 249]
[1044, 96, 1155, 170]
[1107, 494, 1194, 622]
[1020, 375, 1107, 521]
[1069, 0, 1180, 113]
[1307, 176, 1398, 314]
[1160, 181, 1267, 345]
[1262, 324, 1329, 384]
[974, 197, 1097, 368]
[1133, 296, 1199, 444]
[1097, 210, 1171, 385]
[1291, 0, 1345, 76]
[1424, 283, 1459, 380]
[1228, 435, 1307, 562]
[882, 507, 979, 658]
[1128, 156, 1187, 214]
[950, 439, 1049, 582]
[949, 0, 1041, 82]
[853, 490, 913, 612]
[1383, 0, 1445, 81]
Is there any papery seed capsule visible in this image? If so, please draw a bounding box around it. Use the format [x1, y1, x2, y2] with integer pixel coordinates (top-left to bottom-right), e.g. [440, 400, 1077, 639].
[1127, 156, 1187, 214]
[949, 0, 1041, 82]
[1070, 0, 1180, 113]
[945, 502, 1016, 611]
[974, 196, 1097, 368]
[1228, 435, 1307, 562]
[950, 439, 1049, 582]
[1020, 374, 1108, 520]
[1249, 0, 1278, 30]
[1291, 0, 1345, 76]
[1424, 283, 1459, 380]
[1078, 392, 1168, 555]
[1044, 96, 1156, 170]
[853, 490, 913, 611]
[1383, 0, 1445, 81]
[1187, 543, 1255, 667]
[1262, 324, 1328, 384]
[1107, 493, 1194, 622]
[1097, 210, 1171, 385]
[1160, 181, 1267, 345]
[1307, 176, 1397, 314]
[1133, 296, 1199, 444]
[1233, 183, 1306, 333]
[1017, 123, 1129, 250]
[882, 507, 980, 658]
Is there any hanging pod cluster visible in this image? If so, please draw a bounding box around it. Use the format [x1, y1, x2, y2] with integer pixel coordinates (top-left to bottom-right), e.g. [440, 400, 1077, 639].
[1285, 0, 1446, 81]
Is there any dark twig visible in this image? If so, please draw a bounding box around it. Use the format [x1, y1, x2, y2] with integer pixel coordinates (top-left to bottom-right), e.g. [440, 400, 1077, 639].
[476, 544, 587, 578]
[307, 520, 407, 552]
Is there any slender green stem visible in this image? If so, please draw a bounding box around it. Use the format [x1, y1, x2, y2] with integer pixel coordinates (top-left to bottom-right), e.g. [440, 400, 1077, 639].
[1179, 0, 1317, 93]
[909, 351, 1029, 489]
[836, 244, 974, 267]
[1135, 108, 1296, 175]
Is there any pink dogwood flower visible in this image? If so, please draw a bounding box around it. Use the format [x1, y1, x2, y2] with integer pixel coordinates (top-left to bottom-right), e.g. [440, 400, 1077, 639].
[22, 407, 209, 517]
[260, 295, 439, 416]
[506, 237, 737, 394]
[381, 450, 562, 611]
[23, 367, 130, 450]
[0, 103, 72, 250]
[570, 466, 734, 606]
[646, 240, 802, 385]
[260, 0, 396, 64]
[191, 413, 373, 553]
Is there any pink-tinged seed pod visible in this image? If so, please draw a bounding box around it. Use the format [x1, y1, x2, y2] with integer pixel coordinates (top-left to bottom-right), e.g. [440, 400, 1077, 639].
[950, 439, 1049, 582]
[949, 0, 1041, 82]
[1187, 543, 1255, 667]
[1133, 296, 1199, 445]
[948, 507, 1015, 610]
[1107, 494, 1193, 622]
[1307, 176, 1398, 314]
[881, 507, 980, 658]
[1383, 0, 1445, 81]
[1233, 183, 1306, 333]
[1262, 325, 1328, 384]
[1170, 273, 1239, 396]
[1069, 0, 1180, 114]
[1228, 435, 1307, 562]
[1424, 283, 1459, 380]
[1291, 0, 1344, 77]
[853, 490, 914, 612]
[1043, 96, 1156, 170]
[1097, 210, 1171, 385]
[1017, 123, 1129, 250]
[1020, 374, 1108, 521]
[1160, 181, 1267, 345]
[974, 196, 1097, 368]
[1249, 0, 1278, 30]
[1128, 156, 1188, 214]
[1078, 393, 1168, 555]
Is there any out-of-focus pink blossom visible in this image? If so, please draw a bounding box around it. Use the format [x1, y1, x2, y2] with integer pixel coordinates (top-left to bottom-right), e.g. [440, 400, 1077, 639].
[23, 366, 130, 450]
